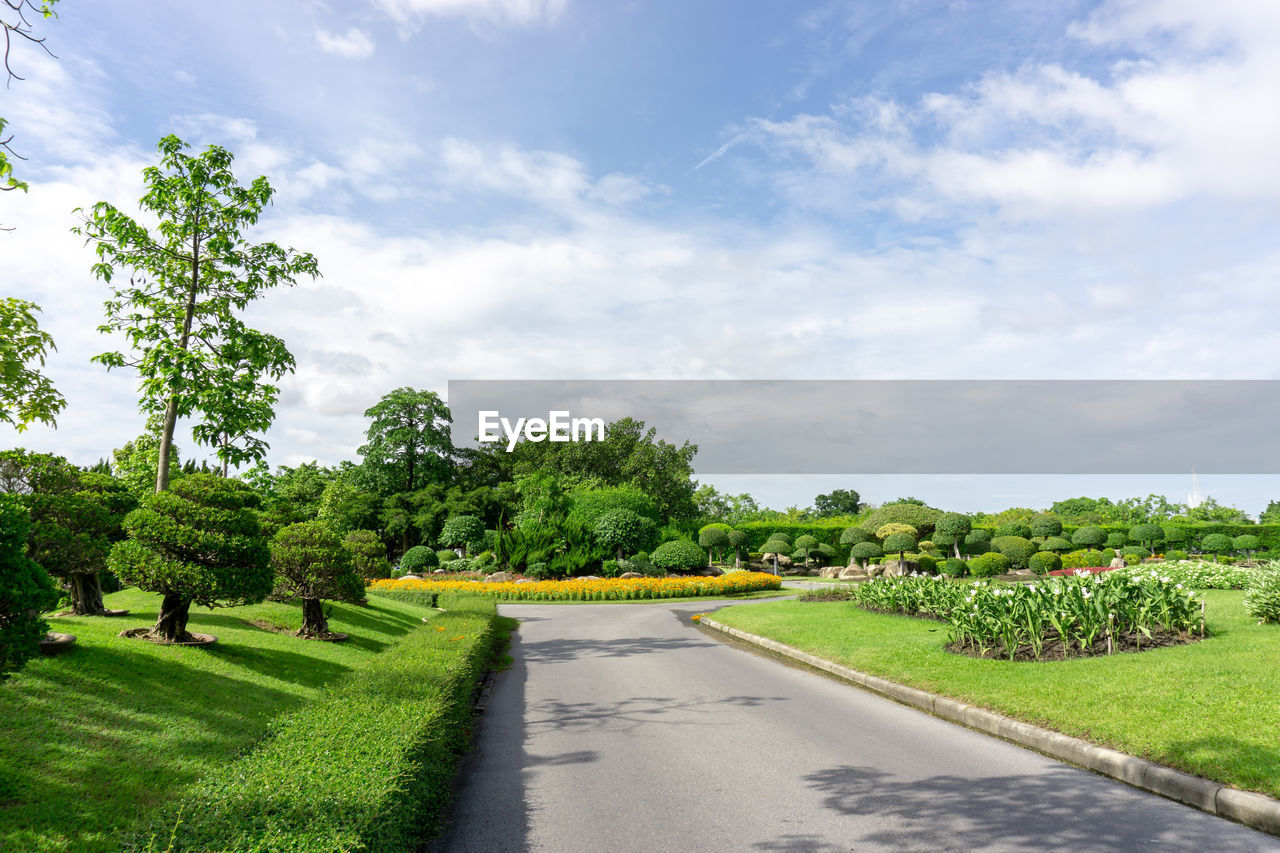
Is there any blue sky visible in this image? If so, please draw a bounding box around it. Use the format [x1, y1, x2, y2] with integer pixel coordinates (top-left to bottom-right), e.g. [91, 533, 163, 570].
[3, 0, 1279, 514]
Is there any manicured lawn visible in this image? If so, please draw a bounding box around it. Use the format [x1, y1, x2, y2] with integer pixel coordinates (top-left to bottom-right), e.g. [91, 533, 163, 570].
[0, 588, 435, 853]
[713, 590, 1280, 798]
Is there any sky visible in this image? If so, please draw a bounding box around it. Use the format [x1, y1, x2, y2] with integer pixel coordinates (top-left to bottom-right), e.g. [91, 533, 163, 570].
[2, 0, 1279, 515]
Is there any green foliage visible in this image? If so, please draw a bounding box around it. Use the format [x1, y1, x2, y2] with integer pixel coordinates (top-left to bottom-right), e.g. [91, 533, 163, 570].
[169, 596, 497, 852]
[1260, 501, 1280, 525]
[400, 545, 439, 573]
[109, 474, 272, 640]
[1120, 546, 1148, 559]
[963, 530, 992, 556]
[994, 521, 1031, 539]
[860, 503, 941, 536]
[882, 531, 917, 559]
[593, 509, 656, 559]
[1163, 549, 1189, 562]
[1028, 514, 1063, 539]
[436, 549, 458, 564]
[75, 135, 318, 487]
[271, 522, 364, 633]
[846, 541, 880, 566]
[1061, 549, 1108, 569]
[941, 557, 968, 577]
[343, 530, 391, 581]
[1105, 531, 1128, 550]
[1071, 526, 1107, 549]
[697, 526, 731, 561]
[0, 299, 66, 431]
[357, 388, 453, 495]
[1233, 534, 1261, 554]
[1028, 551, 1062, 575]
[315, 479, 379, 538]
[1128, 523, 1165, 554]
[569, 484, 661, 526]
[913, 553, 937, 574]
[0, 494, 58, 681]
[839, 526, 874, 547]
[1244, 566, 1280, 623]
[1039, 536, 1073, 553]
[990, 535, 1037, 569]
[932, 513, 971, 555]
[438, 515, 485, 555]
[968, 552, 1010, 578]
[1200, 533, 1234, 558]
[650, 539, 706, 572]
[812, 488, 861, 517]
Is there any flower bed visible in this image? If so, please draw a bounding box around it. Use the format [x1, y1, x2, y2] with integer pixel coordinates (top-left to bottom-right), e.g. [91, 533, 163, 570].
[1120, 560, 1260, 590]
[369, 572, 783, 601]
[1047, 565, 1116, 576]
[842, 572, 1204, 661]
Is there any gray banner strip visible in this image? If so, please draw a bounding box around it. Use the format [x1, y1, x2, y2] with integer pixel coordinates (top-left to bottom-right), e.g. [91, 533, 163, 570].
[446, 380, 1280, 474]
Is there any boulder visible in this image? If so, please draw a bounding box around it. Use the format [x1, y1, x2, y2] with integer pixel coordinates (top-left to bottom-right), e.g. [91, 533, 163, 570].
[879, 559, 920, 577]
[838, 566, 869, 581]
[818, 566, 842, 579]
[401, 573, 422, 580]
[618, 572, 643, 579]
[761, 553, 793, 567]
[433, 568, 446, 574]
[484, 571, 516, 583]
[515, 578, 533, 584]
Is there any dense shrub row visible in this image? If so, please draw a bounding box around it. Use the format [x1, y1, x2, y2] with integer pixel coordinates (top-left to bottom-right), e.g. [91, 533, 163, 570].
[164, 594, 497, 852]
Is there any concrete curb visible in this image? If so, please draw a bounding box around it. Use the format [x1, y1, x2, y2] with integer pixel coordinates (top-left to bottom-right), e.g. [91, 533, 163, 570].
[699, 616, 1280, 838]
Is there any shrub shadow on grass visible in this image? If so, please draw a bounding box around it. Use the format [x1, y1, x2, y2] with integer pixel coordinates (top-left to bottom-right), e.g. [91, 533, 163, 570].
[1163, 736, 1280, 794]
[204, 643, 352, 689]
[0, 647, 298, 852]
[778, 763, 1273, 852]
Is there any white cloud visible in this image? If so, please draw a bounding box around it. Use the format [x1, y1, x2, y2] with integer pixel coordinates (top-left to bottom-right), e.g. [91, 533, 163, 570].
[371, 0, 567, 27]
[314, 27, 376, 59]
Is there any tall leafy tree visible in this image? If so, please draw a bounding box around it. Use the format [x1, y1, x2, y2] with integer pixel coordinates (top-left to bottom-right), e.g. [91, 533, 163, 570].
[812, 488, 862, 517]
[0, 297, 64, 430]
[357, 387, 453, 496]
[1, 0, 57, 228]
[73, 134, 319, 492]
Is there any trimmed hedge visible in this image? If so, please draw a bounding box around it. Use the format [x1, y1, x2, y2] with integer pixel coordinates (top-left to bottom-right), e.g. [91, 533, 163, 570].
[366, 587, 440, 609]
[166, 593, 497, 852]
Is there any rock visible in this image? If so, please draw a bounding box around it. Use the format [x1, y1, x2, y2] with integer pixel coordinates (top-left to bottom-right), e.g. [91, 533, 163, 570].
[619, 572, 643, 579]
[433, 568, 446, 574]
[761, 553, 793, 567]
[484, 571, 516, 583]
[818, 566, 842, 579]
[879, 559, 919, 577]
[515, 578, 533, 584]
[838, 566, 869, 581]
[401, 573, 422, 580]
[581, 575, 602, 581]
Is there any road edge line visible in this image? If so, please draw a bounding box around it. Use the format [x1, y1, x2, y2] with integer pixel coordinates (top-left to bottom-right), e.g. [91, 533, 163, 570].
[698, 616, 1280, 838]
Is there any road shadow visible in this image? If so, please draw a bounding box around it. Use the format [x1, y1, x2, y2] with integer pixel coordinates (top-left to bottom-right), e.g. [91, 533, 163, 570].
[758, 763, 1278, 852]
[527, 693, 790, 734]
[520, 634, 717, 663]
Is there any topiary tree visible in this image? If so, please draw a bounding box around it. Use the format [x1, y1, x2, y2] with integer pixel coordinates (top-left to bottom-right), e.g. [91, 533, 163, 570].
[963, 530, 992, 556]
[0, 495, 59, 681]
[0, 450, 137, 615]
[882, 531, 917, 566]
[1040, 536, 1073, 553]
[109, 474, 272, 642]
[812, 542, 837, 566]
[1028, 551, 1062, 575]
[698, 526, 731, 565]
[650, 539, 706, 573]
[968, 552, 1009, 578]
[1199, 533, 1233, 562]
[271, 522, 364, 638]
[1029, 514, 1063, 539]
[1105, 531, 1128, 550]
[933, 513, 971, 559]
[994, 521, 1031, 539]
[436, 549, 458, 564]
[761, 537, 791, 574]
[1233, 534, 1261, 562]
[990, 535, 1038, 569]
[1070, 526, 1107, 550]
[1128, 523, 1165, 557]
[439, 515, 485, 556]
[859, 503, 941, 537]
[596, 509, 656, 562]
[793, 534, 820, 567]
[401, 545, 439, 573]
[343, 529, 391, 580]
[941, 557, 968, 578]
[850, 541, 882, 568]
[727, 529, 748, 568]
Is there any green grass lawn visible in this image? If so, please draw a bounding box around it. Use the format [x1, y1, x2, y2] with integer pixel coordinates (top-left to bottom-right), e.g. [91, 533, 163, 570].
[0, 588, 435, 853]
[713, 590, 1280, 798]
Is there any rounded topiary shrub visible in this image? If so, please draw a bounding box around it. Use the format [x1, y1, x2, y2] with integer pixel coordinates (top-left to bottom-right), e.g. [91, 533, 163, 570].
[1029, 514, 1063, 538]
[968, 552, 1010, 578]
[436, 549, 458, 564]
[344, 529, 391, 580]
[650, 539, 707, 572]
[850, 541, 882, 567]
[272, 522, 364, 637]
[994, 522, 1032, 539]
[839, 527, 874, 547]
[1200, 533, 1234, 560]
[401, 545, 439, 573]
[1163, 549, 1189, 562]
[109, 474, 272, 643]
[1028, 551, 1061, 575]
[1105, 531, 1128, 550]
[439, 515, 485, 556]
[472, 552, 495, 569]
[1120, 545, 1148, 559]
[990, 535, 1037, 569]
[1071, 526, 1107, 549]
[913, 553, 937, 574]
[941, 557, 968, 578]
[0, 495, 60, 681]
[596, 509, 657, 562]
[1040, 536, 1073, 553]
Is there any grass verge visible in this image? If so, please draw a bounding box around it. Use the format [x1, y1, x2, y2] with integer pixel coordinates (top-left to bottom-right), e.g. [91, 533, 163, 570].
[157, 593, 499, 852]
[0, 588, 434, 853]
[713, 591, 1280, 798]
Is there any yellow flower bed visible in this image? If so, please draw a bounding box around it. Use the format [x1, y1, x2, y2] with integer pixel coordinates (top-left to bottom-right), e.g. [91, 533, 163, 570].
[369, 572, 783, 601]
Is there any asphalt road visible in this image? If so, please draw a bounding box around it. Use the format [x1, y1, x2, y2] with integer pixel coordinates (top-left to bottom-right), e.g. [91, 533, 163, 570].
[431, 597, 1280, 852]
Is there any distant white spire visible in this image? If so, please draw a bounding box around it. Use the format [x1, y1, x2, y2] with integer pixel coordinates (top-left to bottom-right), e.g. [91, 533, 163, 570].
[1187, 467, 1205, 508]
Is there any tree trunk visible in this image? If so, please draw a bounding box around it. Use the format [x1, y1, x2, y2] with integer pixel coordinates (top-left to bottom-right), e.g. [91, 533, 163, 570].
[69, 573, 106, 616]
[156, 396, 180, 493]
[616, 545, 624, 562]
[152, 593, 192, 642]
[300, 597, 328, 636]
[156, 238, 201, 494]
